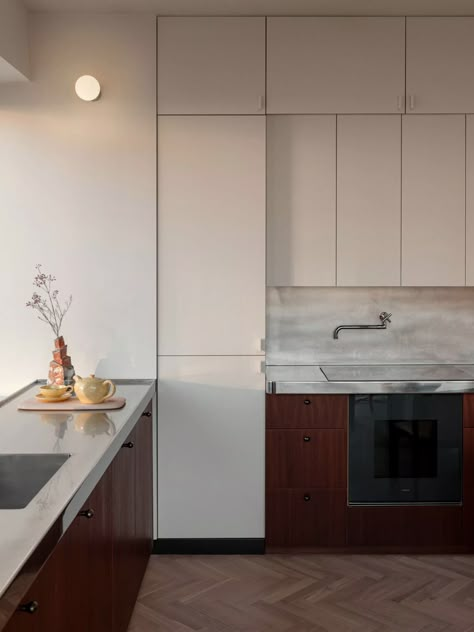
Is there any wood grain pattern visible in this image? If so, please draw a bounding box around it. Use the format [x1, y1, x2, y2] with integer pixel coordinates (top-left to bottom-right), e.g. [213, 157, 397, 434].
[347, 506, 463, 547]
[266, 489, 347, 547]
[463, 427, 474, 548]
[464, 394, 474, 427]
[134, 405, 154, 583]
[128, 553, 474, 632]
[266, 394, 348, 429]
[266, 429, 346, 489]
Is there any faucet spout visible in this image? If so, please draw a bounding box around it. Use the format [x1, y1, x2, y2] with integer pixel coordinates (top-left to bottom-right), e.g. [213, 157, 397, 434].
[333, 312, 392, 340]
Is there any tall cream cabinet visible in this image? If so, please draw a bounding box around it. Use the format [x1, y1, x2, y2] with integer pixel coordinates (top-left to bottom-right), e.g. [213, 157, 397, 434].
[266, 17, 405, 114]
[337, 116, 402, 286]
[157, 17, 265, 114]
[402, 116, 466, 286]
[465, 116, 474, 286]
[406, 18, 474, 114]
[266, 115, 336, 286]
[158, 356, 265, 539]
[158, 116, 266, 356]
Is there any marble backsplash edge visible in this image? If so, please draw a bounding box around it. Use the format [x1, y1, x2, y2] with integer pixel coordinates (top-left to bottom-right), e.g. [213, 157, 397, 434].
[266, 287, 474, 366]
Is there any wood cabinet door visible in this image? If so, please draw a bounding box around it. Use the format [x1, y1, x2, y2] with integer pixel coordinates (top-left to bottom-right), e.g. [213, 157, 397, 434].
[266, 395, 348, 430]
[157, 17, 265, 114]
[158, 116, 265, 355]
[266, 489, 347, 548]
[402, 115, 466, 286]
[266, 115, 336, 286]
[337, 115, 401, 286]
[134, 407, 154, 582]
[407, 18, 474, 114]
[266, 429, 346, 489]
[267, 17, 405, 114]
[112, 429, 138, 632]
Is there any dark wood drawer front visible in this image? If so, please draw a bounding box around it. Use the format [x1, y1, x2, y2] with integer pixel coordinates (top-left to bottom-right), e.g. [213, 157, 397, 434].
[464, 394, 474, 427]
[266, 394, 347, 429]
[347, 506, 463, 548]
[266, 429, 346, 489]
[266, 489, 347, 548]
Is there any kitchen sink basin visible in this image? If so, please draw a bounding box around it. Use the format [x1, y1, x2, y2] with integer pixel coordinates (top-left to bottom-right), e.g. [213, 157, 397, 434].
[0, 453, 70, 509]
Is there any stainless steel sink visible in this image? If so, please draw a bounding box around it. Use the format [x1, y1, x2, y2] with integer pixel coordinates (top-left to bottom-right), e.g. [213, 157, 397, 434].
[0, 453, 70, 509]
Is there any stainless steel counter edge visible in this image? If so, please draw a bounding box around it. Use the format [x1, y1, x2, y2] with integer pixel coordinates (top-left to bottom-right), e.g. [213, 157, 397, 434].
[0, 379, 156, 629]
[266, 379, 474, 394]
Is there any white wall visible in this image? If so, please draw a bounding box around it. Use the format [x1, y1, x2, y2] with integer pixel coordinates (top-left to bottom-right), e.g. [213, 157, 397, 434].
[0, 13, 157, 395]
[0, 0, 30, 80]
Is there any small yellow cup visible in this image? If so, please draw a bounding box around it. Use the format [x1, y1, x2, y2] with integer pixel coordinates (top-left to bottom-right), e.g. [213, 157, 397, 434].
[39, 384, 73, 399]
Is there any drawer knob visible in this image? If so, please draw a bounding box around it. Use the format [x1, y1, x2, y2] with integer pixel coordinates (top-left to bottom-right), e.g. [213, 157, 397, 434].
[303, 494, 311, 502]
[303, 436, 311, 442]
[142, 411, 152, 417]
[19, 601, 39, 614]
[79, 509, 95, 519]
[122, 441, 134, 449]
[303, 399, 311, 405]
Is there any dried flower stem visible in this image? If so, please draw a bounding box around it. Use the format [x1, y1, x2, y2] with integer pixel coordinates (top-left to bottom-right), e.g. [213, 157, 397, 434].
[26, 264, 72, 338]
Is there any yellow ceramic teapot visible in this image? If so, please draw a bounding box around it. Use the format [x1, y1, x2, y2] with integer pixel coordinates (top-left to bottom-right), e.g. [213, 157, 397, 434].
[73, 374, 116, 405]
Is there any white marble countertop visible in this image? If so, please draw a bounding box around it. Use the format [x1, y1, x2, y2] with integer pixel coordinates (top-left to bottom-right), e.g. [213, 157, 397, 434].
[266, 364, 474, 394]
[0, 380, 155, 600]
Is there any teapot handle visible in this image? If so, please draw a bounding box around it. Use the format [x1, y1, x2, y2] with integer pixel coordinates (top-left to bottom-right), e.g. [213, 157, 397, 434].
[103, 380, 116, 402]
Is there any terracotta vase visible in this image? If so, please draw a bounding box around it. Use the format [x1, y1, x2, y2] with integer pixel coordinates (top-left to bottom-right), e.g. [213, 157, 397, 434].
[48, 336, 75, 386]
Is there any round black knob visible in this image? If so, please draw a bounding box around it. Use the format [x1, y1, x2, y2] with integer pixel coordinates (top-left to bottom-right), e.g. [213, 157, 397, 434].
[303, 399, 311, 405]
[122, 441, 134, 449]
[303, 495, 311, 502]
[19, 601, 39, 614]
[142, 411, 152, 417]
[79, 509, 94, 519]
[303, 436, 311, 442]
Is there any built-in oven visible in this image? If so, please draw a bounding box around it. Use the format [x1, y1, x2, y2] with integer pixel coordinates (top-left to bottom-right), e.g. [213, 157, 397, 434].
[349, 394, 463, 505]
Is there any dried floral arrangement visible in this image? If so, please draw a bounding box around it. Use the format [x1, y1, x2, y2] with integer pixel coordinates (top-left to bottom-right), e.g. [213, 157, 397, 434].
[26, 264, 72, 339]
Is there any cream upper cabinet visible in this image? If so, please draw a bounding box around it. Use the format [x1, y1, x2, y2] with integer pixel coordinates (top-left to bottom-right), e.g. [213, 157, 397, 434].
[466, 116, 474, 286]
[337, 116, 401, 286]
[406, 18, 474, 114]
[402, 116, 466, 286]
[266, 115, 336, 286]
[157, 17, 265, 114]
[266, 17, 405, 114]
[158, 116, 265, 355]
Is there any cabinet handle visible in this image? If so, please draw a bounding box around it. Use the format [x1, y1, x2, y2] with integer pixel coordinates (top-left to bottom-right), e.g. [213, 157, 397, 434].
[142, 411, 152, 418]
[303, 399, 311, 405]
[397, 95, 403, 111]
[122, 441, 134, 449]
[19, 601, 39, 614]
[79, 509, 95, 519]
[258, 95, 265, 111]
[303, 435, 311, 442]
[409, 94, 415, 110]
[303, 494, 311, 502]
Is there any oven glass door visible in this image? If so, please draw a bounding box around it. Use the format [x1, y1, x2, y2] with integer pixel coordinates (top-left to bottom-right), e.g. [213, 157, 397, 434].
[349, 394, 462, 505]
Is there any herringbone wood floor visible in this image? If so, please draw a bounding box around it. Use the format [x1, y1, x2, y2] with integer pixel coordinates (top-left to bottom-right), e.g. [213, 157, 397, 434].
[127, 554, 474, 631]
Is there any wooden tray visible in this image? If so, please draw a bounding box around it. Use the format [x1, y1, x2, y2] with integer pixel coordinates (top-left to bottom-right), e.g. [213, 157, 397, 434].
[18, 396, 126, 412]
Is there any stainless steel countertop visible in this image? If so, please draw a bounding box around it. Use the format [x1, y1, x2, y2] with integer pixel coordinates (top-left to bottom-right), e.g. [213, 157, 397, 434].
[266, 364, 474, 394]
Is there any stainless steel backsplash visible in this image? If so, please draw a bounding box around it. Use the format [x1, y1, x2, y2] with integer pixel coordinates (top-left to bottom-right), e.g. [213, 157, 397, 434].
[266, 287, 474, 365]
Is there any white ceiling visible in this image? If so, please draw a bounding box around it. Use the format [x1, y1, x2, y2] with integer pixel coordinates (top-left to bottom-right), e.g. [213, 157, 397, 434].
[22, 0, 474, 15]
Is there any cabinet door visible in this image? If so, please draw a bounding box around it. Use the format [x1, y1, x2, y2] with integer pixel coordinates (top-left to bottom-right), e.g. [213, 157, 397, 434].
[402, 116, 466, 286]
[266, 429, 346, 489]
[266, 115, 336, 286]
[157, 17, 265, 114]
[466, 116, 474, 286]
[407, 18, 474, 114]
[158, 356, 265, 538]
[267, 17, 405, 114]
[134, 406, 154, 581]
[337, 116, 401, 286]
[158, 116, 265, 355]
[112, 429, 138, 632]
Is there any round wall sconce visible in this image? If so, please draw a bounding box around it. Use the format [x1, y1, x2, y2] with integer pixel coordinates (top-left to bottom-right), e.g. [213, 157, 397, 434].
[75, 75, 101, 102]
